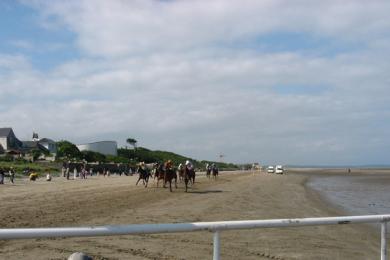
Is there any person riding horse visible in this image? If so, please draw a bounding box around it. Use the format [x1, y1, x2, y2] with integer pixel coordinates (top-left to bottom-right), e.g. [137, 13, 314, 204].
[157, 160, 177, 192]
[183, 160, 196, 192]
[212, 163, 219, 179]
[136, 162, 150, 187]
[206, 163, 211, 179]
[177, 163, 185, 182]
[164, 160, 173, 185]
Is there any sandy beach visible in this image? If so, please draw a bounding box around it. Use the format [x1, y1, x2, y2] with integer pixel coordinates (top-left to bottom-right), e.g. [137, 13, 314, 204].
[0, 170, 384, 259]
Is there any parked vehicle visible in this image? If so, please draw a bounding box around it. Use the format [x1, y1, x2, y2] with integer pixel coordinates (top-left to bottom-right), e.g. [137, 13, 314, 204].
[267, 166, 275, 173]
[275, 165, 284, 174]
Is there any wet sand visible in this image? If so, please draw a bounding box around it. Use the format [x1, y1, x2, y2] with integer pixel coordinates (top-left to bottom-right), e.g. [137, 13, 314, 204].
[308, 171, 390, 216]
[0, 170, 383, 259]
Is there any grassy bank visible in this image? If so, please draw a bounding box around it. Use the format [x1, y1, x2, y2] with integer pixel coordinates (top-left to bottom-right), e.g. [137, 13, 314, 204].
[0, 161, 60, 176]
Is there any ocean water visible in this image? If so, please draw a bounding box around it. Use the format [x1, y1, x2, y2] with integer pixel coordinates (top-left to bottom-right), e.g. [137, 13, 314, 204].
[307, 174, 390, 216]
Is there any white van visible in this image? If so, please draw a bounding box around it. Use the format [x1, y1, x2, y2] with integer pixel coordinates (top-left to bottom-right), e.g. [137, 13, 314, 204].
[267, 166, 275, 173]
[275, 165, 284, 174]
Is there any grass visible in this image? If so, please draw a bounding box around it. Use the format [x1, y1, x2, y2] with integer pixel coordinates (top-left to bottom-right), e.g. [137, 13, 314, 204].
[0, 161, 60, 176]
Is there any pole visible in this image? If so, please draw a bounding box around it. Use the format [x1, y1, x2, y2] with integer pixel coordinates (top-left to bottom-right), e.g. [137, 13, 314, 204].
[213, 231, 220, 260]
[382, 222, 387, 260]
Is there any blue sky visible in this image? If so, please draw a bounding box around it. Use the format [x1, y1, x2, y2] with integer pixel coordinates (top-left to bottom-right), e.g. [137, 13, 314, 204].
[1, 0, 390, 165]
[0, 1, 78, 70]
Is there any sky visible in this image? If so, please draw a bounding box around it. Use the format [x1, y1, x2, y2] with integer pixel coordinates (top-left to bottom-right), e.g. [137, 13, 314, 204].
[0, 0, 390, 165]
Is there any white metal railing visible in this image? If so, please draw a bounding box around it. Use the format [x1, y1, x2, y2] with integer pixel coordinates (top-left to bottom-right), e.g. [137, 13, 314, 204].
[0, 214, 389, 260]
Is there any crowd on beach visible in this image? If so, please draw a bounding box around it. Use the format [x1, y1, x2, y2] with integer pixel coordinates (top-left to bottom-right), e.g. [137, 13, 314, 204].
[0, 167, 15, 184]
[0, 159, 219, 185]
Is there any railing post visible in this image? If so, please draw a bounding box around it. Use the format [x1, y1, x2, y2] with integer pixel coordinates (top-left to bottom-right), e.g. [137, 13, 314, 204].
[213, 231, 220, 260]
[382, 221, 387, 260]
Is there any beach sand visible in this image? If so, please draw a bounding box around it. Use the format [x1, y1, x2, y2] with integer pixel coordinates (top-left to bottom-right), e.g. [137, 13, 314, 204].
[0, 170, 383, 259]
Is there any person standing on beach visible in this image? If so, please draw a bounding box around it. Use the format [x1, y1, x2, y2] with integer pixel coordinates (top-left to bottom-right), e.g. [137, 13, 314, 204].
[9, 167, 15, 184]
[46, 172, 52, 181]
[61, 166, 66, 177]
[73, 167, 78, 179]
[0, 168, 4, 184]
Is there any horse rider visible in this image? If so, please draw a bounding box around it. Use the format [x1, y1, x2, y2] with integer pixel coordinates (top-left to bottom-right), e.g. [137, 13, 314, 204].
[163, 160, 174, 184]
[165, 160, 173, 171]
[136, 162, 149, 186]
[206, 163, 212, 177]
[185, 160, 194, 171]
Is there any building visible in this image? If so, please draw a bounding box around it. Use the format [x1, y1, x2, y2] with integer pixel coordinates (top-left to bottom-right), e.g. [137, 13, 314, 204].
[21, 133, 57, 155]
[77, 141, 118, 156]
[38, 138, 57, 154]
[20, 141, 49, 154]
[0, 128, 57, 161]
[0, 128, 23, 153]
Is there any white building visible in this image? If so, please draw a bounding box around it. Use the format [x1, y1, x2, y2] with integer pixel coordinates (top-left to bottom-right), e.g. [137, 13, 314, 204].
[38, 138, 58, 154]
[77, 141, 118, 156]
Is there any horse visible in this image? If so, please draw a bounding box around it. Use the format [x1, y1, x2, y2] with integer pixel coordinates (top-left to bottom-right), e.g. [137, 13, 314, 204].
[212, 167, 218, 180]
[206, 167, 211, 179]
[177, 165, 185, 183]
[136, 166, 150, 187]
[184, 167, 196, 192]
[156, 167, 177, 192]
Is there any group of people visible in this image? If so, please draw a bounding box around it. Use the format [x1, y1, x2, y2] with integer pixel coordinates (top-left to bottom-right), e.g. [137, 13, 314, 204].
[0, 167, 15, 184]
[206, 163, 218, 172]
[1, 160, 218, 185]
[177, 160, 195, 172]
[61, 162, 134, 180]
[137, 159, 194, 175]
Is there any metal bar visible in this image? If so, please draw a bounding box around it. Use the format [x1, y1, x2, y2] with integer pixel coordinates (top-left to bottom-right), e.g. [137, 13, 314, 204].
[213, 231, 220, 260]
[1, 214, 390, 240]
[382, 222, 387, 260]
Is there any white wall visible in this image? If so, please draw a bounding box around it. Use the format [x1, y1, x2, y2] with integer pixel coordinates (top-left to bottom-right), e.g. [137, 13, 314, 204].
[0, 137, 8, 151]
[77, 141, 117, 156]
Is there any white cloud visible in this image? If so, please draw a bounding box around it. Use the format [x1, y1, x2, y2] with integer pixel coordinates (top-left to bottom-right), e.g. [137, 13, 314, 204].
[24, 0, 390, 57]
[1, 0, 390, 164]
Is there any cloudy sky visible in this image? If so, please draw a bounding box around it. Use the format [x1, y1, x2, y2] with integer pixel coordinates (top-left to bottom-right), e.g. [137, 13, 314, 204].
[1, 0, 389, 165]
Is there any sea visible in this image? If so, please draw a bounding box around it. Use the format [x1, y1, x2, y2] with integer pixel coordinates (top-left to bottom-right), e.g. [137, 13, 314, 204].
[307, 173, 390, 216]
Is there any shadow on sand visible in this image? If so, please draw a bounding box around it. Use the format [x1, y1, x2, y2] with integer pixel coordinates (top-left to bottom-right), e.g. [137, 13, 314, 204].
[187, 190, 224, 194]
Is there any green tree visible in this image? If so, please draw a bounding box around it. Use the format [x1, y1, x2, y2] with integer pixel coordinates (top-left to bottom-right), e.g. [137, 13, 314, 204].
[126, 138, 137, 150]
[126, 138, 138, 161]
[31, 149, 42, 161]
[81, 150, 106, 163]
[56, 140, 82, 159]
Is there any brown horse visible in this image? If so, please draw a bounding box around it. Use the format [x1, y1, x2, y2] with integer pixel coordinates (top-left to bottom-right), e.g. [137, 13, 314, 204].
[156, 167, 177, 192]
[177, 166, 185, 183]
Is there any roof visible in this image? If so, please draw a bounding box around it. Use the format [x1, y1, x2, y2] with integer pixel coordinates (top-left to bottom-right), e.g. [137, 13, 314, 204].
[39, 138, 56, 143]
[21, 141, 49, 152]
[0, 128, 13, 137]
[77, 140, 117, 146]
[22, 141, 40, 149]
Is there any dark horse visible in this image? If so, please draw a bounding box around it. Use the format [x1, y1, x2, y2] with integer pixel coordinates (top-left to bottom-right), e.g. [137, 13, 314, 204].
[136, 166, 150, 187]
[156, 166, 177, 192]
[206, 167, 211, 179]
[212, 167, 218, 180]
[184, 167, 196, 192]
